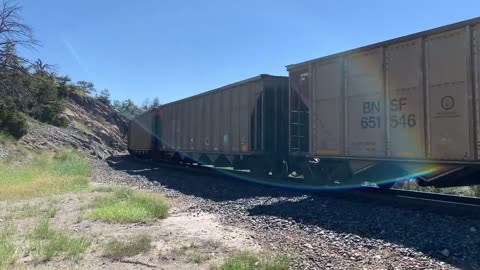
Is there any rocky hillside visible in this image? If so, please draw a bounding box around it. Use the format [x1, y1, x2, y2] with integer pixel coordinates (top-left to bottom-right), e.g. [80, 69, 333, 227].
[1, 92, 129, 159]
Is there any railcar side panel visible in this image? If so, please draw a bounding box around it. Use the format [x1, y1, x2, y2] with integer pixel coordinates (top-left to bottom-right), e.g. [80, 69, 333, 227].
[346, 48, 386, 157]
[231, 86, 240, 152]
[239, 83, 249, 152]
[312, 59, 343, 156]
[186, 99, 193, 151]
[426, 28, 473, 160]
[221, 89, 231, 152]
[212, 92, 221, 152]
[194, 97, 202, 151]
[253, 84, 263, 151]
[204, 94, 212, 152]
[128, 111, 153, 151]
[475, 25, 480, 158]
[179, 102, 185, 150]
[387, 38, 425, 158]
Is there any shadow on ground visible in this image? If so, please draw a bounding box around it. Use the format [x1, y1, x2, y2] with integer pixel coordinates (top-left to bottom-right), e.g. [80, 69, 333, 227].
[248, 196, 480, 269]
[106, 155, 304, 201]
[106, 155, 480, 270]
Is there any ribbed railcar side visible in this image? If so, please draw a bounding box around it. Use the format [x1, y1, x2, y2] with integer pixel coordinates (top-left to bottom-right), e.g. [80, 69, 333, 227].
[134, 75, 288, 176]
[128, 111, 154, 157]
[287, 18, 480, 187]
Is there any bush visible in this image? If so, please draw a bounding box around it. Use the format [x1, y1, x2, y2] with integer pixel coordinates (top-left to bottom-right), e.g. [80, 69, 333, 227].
[0, 101, 28, 139]
[29, 77, 68, 127]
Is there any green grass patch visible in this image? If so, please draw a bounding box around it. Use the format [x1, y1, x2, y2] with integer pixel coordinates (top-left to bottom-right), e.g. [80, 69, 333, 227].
[0, 223, 16, 267]
[103, 234, 152, 259]
[213, 251, 290, 270]
[0, 149, 91, 200]
[88, 188, 169, 223]
[29, 219, 90, 262]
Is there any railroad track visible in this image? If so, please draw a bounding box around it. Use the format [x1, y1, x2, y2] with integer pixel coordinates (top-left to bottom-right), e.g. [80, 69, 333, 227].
[125, 157, 480, 218]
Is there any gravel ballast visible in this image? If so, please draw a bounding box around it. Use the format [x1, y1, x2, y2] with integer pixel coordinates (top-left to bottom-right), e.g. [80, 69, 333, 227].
[94, 156, 480, 270]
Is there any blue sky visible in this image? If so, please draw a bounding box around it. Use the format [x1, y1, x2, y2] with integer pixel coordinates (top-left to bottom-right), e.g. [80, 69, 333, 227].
[18, 0, 480, 105]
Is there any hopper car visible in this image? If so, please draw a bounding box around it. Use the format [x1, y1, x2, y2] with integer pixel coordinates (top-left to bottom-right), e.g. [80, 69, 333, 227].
[129, 17, 480, 188]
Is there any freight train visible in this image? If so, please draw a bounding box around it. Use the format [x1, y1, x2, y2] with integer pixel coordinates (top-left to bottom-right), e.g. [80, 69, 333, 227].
[128, 17, 480, 188]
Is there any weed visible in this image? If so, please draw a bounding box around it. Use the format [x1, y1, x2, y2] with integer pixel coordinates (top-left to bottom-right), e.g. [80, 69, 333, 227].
[88, 188, 169, 223]
[90, 186, 117, 193]
[212, 251, 290, 270]
[188, 252, 210, 264]
[7, 203, 57, 219]
[29, 219, 90, 262]
[103, 234, 152, 259]
[0, 223, 16, 267]
[397, 179, 480, 197]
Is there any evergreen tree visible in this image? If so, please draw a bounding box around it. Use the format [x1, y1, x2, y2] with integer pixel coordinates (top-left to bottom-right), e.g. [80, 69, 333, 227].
[0, 100, 28, 139]
[76, 80, 95, 94]
[98, 88, 111, 105]
[152, 97, 160, 108]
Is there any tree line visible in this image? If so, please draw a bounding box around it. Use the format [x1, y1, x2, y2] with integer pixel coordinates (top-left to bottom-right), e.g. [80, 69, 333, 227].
[0, 0, 157, 138]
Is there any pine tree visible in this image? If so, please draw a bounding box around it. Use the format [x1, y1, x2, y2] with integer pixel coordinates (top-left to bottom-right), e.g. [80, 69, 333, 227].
[152, 97, 160, 108]
[98, 88, 111, 105]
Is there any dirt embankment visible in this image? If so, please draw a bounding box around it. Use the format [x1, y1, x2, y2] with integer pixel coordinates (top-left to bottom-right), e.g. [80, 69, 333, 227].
[2, 92, 128, 159]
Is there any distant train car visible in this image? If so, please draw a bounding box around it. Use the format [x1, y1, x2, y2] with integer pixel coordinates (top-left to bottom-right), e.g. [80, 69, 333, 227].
[128, 75, 289, 176]
[287, 17, 480, 187]
[128, 111, 153, 156]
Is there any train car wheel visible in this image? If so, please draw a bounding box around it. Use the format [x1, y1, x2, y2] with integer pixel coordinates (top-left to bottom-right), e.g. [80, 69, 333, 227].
[302, 163, 315, 182]
[271, 160, 288, 178]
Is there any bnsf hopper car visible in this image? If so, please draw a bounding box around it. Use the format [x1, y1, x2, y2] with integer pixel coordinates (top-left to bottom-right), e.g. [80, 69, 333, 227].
[128, 75, 290, 176]
[287, 17, 480, 188]
[129, 17, 480, 188]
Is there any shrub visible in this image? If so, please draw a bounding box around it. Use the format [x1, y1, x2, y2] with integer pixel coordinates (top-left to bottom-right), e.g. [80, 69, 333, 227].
[0, 101, 28, 139]
[29, 78, 68, 127]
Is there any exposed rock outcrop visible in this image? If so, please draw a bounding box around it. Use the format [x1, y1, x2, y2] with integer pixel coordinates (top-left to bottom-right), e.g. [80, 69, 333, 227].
[18, 93, 128, 159]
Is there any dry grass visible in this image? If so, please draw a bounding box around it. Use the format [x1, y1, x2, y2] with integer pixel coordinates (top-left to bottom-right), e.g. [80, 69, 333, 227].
[0, 223, 17, 267]
[5, 203, 57, 219]
[103, 234, 152, 259]
[397, 180, 480, 197]
[28, 219, 91, 262]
